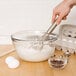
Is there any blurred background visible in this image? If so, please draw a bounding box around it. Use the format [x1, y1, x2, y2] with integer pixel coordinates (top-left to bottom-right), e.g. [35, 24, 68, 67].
[0, 0, 76, 44]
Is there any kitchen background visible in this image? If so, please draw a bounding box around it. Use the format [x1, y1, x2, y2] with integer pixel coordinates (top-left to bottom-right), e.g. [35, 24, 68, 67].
[0, 0, 76, 44]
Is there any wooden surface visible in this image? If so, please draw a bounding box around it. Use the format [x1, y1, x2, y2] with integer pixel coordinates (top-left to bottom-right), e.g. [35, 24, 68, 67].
[0, 45, 76, 76]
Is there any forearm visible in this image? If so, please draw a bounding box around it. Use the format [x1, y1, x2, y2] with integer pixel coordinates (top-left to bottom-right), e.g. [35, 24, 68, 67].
[64, 0, 76, 7]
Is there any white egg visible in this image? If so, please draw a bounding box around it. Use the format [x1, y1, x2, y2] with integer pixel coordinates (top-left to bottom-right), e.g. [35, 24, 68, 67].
[5, 56, 15, 64]
[7, 59, 20, 69]
[62, 39, 67, 42]
[68, 40, 72, 43]
[5, 56, 20, 69]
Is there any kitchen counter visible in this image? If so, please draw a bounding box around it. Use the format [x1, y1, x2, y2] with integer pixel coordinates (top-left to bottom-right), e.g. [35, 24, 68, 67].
[0, 45, 76, 76]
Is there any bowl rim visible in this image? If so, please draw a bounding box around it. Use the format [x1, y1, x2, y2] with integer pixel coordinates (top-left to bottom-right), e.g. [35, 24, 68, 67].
[11, 30, 58, 41]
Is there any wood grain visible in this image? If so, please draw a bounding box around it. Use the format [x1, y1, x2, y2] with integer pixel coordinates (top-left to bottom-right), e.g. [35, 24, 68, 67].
[0, 45, 76, 76]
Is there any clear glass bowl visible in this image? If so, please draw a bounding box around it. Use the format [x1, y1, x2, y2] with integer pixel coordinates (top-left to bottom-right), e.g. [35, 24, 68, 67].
[48, 54, 68, 69]
[11, 30, 57, 62]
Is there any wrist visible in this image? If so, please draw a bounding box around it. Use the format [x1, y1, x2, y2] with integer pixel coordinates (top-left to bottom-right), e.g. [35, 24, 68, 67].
[64, 0, 76, 7]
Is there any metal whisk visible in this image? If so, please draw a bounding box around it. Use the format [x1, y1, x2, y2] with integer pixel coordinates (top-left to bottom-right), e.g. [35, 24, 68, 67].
[42, 21, 57, 40]
[31, 21, 57, 50]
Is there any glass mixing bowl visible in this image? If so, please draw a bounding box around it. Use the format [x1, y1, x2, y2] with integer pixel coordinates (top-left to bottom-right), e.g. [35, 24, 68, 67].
[11, 30, 57, 62]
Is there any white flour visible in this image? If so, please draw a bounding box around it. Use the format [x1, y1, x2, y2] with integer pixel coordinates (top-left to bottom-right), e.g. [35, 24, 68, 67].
[14, 42, 55, 62]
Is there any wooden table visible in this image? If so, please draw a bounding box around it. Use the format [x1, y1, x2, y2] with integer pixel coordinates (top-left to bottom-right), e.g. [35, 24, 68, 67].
[0, 45, 76, 76]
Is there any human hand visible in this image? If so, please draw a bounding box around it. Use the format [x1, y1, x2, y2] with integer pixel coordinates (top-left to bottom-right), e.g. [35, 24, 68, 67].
[52, 0, 73, 25]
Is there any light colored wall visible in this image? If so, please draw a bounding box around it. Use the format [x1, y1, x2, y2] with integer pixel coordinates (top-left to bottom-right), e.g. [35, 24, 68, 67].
[0, 0, 76, 44]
